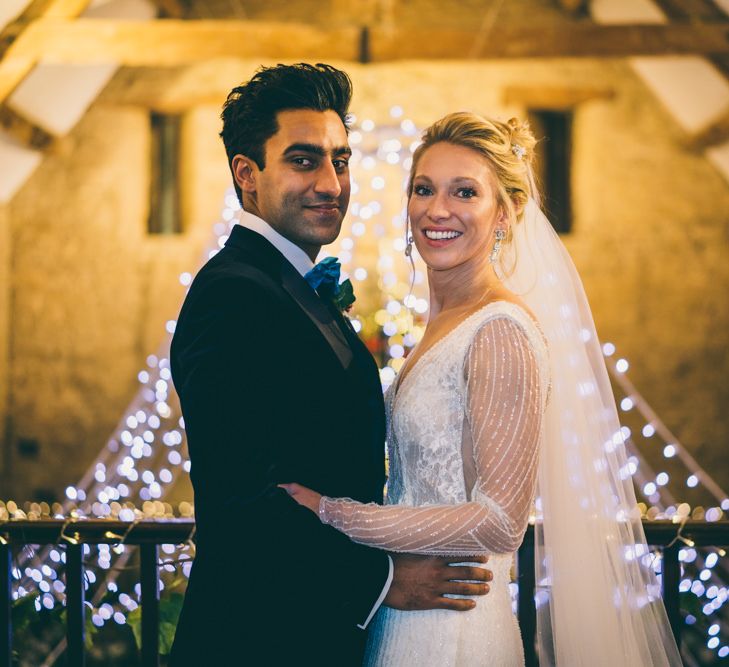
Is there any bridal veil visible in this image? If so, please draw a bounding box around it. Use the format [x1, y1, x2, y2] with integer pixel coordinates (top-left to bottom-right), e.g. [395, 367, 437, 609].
[500, 199, 683, 665]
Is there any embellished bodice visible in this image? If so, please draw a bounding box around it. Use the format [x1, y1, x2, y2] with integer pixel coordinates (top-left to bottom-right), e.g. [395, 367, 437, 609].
[320, 301, 550, 557]
[386, 301, 549, 509]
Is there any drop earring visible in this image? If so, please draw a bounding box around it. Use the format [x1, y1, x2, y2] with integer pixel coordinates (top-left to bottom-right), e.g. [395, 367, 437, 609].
[405, 235, 414, 257]
[489, 229, 507, 264]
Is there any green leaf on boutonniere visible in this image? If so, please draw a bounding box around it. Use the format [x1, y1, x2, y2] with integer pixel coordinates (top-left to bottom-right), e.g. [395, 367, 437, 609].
[333, 278, 356, 312]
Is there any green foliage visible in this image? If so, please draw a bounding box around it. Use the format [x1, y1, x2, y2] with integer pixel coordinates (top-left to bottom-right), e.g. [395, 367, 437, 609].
[127, 579, 185, 656]
[11, 593, 38, 635]
[333, 278, 356, 312]
[679, 590, 700, 617]
[12, 577, 186, 658]
[9, 593, 101, 659]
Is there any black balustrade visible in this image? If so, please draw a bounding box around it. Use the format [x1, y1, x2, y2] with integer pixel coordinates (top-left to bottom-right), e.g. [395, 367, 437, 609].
[514, 521, 729, 666]
[0, 520, 194, 667]
[0, 519, 727, 666]
[66, 543, 85, 667]
[1, 544, 10, 667]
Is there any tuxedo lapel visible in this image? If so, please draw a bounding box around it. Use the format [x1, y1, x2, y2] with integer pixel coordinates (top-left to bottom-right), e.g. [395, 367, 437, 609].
[225, 225, 353, 369]
[278, 260, 353, 369]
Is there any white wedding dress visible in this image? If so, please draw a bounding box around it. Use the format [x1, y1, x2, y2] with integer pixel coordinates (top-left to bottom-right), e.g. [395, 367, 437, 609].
[320, 301, 551, 666]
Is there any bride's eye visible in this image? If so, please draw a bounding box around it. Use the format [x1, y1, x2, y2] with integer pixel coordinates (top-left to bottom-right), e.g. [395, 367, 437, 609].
[413, 184, 432, 196]
[456, 187, 477, 199]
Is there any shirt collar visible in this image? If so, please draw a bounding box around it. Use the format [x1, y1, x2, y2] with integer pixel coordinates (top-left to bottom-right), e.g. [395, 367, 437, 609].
[237, 209, 315, 277]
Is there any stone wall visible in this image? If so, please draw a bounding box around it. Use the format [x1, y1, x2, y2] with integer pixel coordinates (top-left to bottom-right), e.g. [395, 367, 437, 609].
[1, 58, 728, 502]
[1, 104, 227, 499]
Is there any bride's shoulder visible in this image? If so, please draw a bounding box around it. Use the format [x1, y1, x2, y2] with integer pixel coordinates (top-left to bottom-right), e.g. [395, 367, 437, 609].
[472, 294, 547, 354]
[485, 290, 536, 322]
[476, 286, 538, 328]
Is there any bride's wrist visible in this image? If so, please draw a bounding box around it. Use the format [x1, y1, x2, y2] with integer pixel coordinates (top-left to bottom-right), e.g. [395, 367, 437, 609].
[318, 496, 330, 522]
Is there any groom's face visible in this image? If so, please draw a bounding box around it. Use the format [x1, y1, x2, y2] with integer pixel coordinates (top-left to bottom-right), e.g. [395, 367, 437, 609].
[240, 109, 351, 259]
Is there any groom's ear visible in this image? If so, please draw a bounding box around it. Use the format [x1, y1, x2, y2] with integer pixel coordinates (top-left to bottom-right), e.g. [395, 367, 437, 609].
[232, 155, 258, 195]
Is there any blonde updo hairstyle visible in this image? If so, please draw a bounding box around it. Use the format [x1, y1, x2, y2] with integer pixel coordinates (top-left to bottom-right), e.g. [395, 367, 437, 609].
[407, 111, 538, 268]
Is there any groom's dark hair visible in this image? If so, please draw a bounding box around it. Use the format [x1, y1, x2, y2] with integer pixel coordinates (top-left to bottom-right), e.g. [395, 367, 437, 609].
[220, 62, 353, 204]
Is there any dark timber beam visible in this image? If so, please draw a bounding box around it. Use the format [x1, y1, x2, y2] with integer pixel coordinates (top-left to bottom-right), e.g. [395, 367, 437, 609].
[652, 0, 728, 23]
[503, 85, 615, 109]
[687, 110, 729, 150]
[4, 19, 729, 63]
[0, 104, 55, 150]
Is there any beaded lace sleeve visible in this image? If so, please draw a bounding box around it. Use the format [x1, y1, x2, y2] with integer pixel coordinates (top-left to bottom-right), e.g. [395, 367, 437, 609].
[319, 317, 545, 555]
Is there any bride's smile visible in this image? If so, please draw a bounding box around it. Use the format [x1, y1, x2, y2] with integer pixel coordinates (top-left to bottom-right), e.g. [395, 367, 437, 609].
[422, 228, 463, 241]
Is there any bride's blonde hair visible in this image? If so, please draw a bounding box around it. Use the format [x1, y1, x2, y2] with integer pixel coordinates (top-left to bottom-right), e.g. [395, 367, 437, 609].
[407, 111, 538, 232]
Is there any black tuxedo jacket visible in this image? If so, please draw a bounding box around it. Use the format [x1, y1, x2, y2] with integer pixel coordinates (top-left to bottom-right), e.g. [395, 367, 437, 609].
[168, 225, 389, 666]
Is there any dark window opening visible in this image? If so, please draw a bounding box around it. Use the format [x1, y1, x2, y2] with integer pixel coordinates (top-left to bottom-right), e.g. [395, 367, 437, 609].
[148, 113, 182, 235]
[528, 109, 572, 234]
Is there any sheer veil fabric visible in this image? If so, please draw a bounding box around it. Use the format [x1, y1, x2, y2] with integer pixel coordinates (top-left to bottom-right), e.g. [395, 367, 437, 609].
[501, 199, 682, 666]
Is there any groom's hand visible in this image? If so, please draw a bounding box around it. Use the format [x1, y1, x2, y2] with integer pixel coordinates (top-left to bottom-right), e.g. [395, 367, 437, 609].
[383, 554, 492, 612]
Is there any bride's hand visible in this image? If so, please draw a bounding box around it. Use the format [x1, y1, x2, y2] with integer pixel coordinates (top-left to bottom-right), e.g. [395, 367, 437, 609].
[278, 483, 322, 514]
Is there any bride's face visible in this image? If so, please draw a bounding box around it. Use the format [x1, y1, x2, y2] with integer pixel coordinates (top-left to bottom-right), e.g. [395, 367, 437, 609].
[408, 142, 503, 273]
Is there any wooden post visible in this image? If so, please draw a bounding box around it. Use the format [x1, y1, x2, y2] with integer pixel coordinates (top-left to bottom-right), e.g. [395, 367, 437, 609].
[662, 544, 682, 647]
[0, 544, 11, 667]
[65, 543, 85, 667]
[140, 543, 160, 667]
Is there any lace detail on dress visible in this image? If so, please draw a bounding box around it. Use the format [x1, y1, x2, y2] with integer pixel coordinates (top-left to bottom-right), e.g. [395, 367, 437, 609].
[320, 301, 550, 556]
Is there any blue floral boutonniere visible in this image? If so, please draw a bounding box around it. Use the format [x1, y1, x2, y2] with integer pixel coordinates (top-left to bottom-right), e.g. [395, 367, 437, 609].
[304, 256, 356, 312]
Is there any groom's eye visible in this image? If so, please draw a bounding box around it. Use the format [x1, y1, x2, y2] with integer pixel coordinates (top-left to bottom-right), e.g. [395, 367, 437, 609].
[333, 158, 349, 172]
[292, 157, 315, 168]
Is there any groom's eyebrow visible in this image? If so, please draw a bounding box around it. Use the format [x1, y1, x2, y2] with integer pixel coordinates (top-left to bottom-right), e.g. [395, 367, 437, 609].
[283, 143, 352, 158]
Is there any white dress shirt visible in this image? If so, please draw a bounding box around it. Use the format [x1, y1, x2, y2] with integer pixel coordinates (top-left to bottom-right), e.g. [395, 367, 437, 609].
[238, 209, 314, 277]
[237, 209, 394, 629]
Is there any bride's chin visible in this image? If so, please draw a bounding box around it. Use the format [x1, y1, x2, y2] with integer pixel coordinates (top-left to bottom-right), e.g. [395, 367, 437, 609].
[423, 257, 459, 272]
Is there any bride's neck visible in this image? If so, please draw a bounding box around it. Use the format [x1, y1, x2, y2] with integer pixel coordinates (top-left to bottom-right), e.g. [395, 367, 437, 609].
[427, 260, 500, 320]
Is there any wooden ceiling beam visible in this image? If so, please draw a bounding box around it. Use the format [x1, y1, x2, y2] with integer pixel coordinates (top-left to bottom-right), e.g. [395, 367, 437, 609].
[556, 0, 588, 15]
[6, 19, 361, 65]
[369, 23, 729, 60]
[503, 85, 614, 109]
[687, 110, 729, 150]
[1, 19, 729, 105]
[0, 0, 90, 107]
[147, 0, 186, 19]
[0, 103, 55, 150]
[652, 0, 727, 23]
[6, 19, 728, 64]
[0, 18, 360, 102]
[1, 0, 90, 56]
[709, 54, 729, 78]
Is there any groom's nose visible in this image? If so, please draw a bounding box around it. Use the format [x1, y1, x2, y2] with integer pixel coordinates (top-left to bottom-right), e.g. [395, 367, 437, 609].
[313, 161, 342, 198]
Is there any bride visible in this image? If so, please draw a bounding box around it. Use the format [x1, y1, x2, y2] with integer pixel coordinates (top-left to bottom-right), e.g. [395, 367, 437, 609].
[282, 111, 682, 666]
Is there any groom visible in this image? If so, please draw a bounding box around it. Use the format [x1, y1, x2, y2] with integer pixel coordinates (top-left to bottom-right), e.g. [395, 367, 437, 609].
[169, 63, 491, 666]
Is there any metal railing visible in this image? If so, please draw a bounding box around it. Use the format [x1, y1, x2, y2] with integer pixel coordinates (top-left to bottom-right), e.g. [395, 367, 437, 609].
[518, 520, 729, 666]
[1, 520, 194, 667]
[2, 519, 728, 666]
